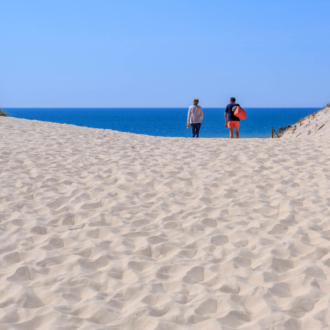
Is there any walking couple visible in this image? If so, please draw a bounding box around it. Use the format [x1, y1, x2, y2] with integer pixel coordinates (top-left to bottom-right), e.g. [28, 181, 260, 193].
[187, 97, 241, 138]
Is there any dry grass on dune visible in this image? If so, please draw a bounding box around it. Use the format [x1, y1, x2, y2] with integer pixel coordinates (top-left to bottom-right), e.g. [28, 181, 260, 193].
[0, 109, 8, 116]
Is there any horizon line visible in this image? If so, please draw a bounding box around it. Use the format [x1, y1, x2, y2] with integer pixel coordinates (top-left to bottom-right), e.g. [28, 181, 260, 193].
[2, 106, 322, 109]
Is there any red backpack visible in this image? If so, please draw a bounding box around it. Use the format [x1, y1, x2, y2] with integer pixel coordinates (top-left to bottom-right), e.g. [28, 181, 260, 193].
[233, 106, 246, 120]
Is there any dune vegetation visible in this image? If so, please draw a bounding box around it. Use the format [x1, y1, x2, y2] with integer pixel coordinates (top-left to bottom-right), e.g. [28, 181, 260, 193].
[0, 109, 7, 116]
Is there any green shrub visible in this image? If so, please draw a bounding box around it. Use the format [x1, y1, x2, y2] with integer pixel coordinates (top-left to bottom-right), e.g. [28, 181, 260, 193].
[0, 109, 7, 116]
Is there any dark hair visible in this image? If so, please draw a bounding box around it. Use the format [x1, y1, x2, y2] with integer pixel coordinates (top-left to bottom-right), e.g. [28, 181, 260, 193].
[230, 97, 236, 103]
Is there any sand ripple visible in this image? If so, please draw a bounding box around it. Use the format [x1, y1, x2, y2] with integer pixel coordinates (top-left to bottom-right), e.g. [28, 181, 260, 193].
[1, 117, 330, 329]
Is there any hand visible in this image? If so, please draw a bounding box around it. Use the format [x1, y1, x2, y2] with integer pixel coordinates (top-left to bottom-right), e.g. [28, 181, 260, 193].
[224, 124, 228, 128]
[187, 123, 190, 129]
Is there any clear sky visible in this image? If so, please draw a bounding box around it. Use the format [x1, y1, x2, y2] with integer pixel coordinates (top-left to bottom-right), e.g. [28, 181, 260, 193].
[1, 0, 330, 108]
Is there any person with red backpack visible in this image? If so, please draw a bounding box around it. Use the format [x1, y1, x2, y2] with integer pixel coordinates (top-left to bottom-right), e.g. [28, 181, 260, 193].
[224, 97, 244, 139]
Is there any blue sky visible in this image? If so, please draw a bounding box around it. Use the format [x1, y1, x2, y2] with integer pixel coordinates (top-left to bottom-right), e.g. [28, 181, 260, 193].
[1, 0, 330, 107]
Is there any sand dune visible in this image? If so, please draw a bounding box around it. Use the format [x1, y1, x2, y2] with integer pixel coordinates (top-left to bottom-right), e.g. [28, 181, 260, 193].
[280, 105, 330, 138]
[1, 117, 330, 329]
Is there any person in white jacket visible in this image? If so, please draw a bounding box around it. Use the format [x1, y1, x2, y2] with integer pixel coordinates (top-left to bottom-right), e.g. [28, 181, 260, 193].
[187, 98, 204, 138]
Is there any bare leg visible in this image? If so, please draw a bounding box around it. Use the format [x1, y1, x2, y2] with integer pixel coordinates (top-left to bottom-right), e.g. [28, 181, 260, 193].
[235, 128, 239, 139]
[229, 128, 234, 138]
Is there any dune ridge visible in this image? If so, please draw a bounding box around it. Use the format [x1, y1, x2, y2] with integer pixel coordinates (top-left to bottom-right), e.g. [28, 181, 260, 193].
[280, 105, 330, 138]
[1, 117, 330, 329]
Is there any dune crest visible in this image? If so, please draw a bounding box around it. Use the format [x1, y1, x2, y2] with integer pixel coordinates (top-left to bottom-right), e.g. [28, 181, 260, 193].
[280, 105, 330, 138]
[1, 117, 330, 329]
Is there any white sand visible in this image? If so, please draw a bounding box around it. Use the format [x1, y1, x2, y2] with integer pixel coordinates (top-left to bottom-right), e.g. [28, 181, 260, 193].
[1, 117, 330, 330]
[281, 106, 330, 138]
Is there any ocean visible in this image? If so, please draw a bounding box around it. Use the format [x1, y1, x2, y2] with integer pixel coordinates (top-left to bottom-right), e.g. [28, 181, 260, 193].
[4, 108, 318, 138]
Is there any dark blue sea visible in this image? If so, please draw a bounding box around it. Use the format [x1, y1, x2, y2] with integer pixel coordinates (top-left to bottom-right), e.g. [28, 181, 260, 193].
[4, 108, 318, 138]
